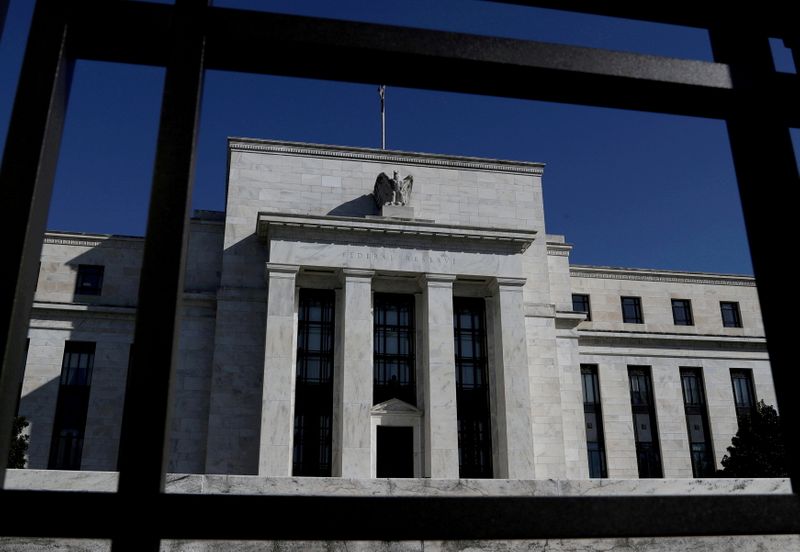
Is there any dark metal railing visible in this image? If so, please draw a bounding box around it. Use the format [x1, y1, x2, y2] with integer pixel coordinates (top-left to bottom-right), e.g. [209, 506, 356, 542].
[1, 1, 798, 549]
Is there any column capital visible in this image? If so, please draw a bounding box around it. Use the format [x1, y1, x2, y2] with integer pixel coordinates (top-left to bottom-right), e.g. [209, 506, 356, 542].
[339, 268, 375, 282]
[419, 273, 457, 288]
[491, 276, 527, 290]
[265, 263, 300, 280]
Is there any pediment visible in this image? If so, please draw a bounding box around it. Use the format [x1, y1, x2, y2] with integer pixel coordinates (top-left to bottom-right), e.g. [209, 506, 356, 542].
[370, 398, 422, 416]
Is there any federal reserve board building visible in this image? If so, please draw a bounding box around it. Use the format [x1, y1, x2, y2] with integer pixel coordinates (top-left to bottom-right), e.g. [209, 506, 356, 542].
[7, 139, 790, 550]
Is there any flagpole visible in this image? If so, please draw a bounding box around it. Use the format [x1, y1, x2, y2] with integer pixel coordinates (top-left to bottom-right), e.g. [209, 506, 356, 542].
[379, 85, 386, 150]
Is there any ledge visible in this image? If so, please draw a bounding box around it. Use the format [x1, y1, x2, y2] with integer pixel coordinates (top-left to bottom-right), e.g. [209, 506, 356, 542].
[570, 265, 756, 287]
[230, 137, 545, 175]
[578, 329, 767, 344]
[4, 470, 790, 497]
[32, 301, 137, 316]
[257, 211, 537, 253]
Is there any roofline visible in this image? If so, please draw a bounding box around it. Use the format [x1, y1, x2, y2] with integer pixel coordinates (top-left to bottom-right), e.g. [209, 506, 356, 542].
[228, 137, 545, 176]
[570, 264, 756, 287]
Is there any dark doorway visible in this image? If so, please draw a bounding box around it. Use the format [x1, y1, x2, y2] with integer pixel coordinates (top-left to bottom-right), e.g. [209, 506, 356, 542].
[377, 426, 414, 478]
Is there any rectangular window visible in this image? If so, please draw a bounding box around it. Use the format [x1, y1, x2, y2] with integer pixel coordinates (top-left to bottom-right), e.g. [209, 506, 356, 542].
[75, 264, 104, 296]
[49, 341, 95, 470]
[572, 294, 592, 321]
[680, 368, 715, 477]
[628, 366, 662, 478]
[453, 297, 493, 478]
[671, 299, 694, 326]
[293, 289, 335, 477]
[730, 369, 757, 427]
[720, 301, 742, 328]
[621, 296, 644, 324]
[581, 364, 607, 478]
[373, 293, 416, 406]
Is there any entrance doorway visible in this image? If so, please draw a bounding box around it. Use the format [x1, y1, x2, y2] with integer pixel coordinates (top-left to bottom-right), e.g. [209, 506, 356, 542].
[376, 426, 414, 477]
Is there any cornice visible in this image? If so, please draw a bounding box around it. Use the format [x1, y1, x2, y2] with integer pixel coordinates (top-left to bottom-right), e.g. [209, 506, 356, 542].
[43, 232, 144, 249]
[257, 211, 537, 253]
[570, 265, 756, 287]
[547, 244, 572, 257]
[229, 138, 545, 176]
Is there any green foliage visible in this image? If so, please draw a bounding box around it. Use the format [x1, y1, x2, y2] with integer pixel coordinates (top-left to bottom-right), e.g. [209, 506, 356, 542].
[8, 416, 29, 469]
[719, 400, 787, 477]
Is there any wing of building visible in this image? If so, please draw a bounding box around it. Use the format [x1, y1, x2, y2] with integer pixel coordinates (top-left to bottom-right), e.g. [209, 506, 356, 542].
[13, 139, 776, 488]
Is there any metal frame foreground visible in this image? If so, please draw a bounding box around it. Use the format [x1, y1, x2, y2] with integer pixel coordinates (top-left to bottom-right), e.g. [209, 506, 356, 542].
[1, 1, 798, 549]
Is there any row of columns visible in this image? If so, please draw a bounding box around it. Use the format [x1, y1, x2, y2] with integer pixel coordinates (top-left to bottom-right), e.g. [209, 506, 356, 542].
[258, 263, 536, 479]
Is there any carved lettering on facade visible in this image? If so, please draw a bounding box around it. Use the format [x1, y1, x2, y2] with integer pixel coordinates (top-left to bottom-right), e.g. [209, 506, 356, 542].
[341, 250, 455, 266]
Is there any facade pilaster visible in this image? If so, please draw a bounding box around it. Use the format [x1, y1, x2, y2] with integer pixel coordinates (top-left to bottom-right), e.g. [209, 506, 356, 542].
[419, 273, 460, 478]
[258, 263, 299, 476]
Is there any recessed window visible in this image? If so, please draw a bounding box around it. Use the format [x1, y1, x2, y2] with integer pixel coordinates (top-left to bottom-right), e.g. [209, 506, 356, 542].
[49, 341, 96, 470]
[293, 289, 335, 477]
[628, 366, 662, 478]
[581, 364, 607, 478]
[720, 301, 742, 328]
[621, 296, 644, 324]
[373, 293, 416, 406]
[680, 368, 714, 477]
[75, 265, 104, 296]
[454, 297, 492, 479]
[572, 294, 591, 321]
[671, 299, 694, 326]
[730, 369, 757, 428]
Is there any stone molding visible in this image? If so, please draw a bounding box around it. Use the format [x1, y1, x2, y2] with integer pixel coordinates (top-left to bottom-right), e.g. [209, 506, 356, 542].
[340, 268, 375, 281]
[31, 301, 136, 317]
[524, 302, 556, 318]
[5, 469, 791, 496]
[370, 398, 423, 417]
[230, 138, 545, 175]
[257, 212, 537, 253]
[419, 273, 457, 287]
[44, 232, 144, 249]
[264, 263, 300, 280]
[570, 265, 756, 287]
[547, 243, 572, 257]
[494, 276, 527, 288]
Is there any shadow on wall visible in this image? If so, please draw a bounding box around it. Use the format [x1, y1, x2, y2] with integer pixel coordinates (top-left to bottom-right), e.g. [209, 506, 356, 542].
[15, 376, 60, 471]
[327, 194, 378, 217]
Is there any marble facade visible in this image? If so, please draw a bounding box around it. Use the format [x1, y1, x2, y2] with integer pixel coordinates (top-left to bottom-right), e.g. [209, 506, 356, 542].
[14, 139, 774, 490]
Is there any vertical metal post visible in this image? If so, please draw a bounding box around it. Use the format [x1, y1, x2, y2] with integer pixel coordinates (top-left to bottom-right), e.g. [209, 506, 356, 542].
[0, 0, 72, 486]
[380, 85, 386, 149]
[710, 22, 800, 491]
[0, 0, 9, 42]
[113, 0, 206, 549]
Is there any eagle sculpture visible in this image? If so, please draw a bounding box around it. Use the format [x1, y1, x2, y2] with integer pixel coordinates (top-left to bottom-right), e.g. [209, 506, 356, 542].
[373, 171, 413, 208]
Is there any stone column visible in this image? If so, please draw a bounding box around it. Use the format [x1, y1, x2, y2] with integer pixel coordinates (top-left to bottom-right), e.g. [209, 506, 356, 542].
[419, 273, 460, 478]
[333, 269, 374, 478]
[490, 277, 536, 479]
[258, 263, 299, 476]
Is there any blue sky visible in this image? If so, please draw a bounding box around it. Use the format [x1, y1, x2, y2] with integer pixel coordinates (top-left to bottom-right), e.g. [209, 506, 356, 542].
[1, 1, 797, 275]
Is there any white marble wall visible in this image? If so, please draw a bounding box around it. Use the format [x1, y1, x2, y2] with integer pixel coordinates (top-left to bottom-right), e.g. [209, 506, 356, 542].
[569, 268, 765, 337]
[489, 279, 536, 479]
[258, 264, 300, 476]
[419, 274, 460, 478]
[555, 321, 588, 479]
[578, 351, 773, 478]
[524, 313, 566, 479]
[334, 269, 374, 478]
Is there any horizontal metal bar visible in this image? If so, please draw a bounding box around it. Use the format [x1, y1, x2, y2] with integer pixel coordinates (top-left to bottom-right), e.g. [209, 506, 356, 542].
[486, 1, 797, 38]
[67, 0, 172, 67]
[61, 2, 800, 124]
[2, 491, 799, 540]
